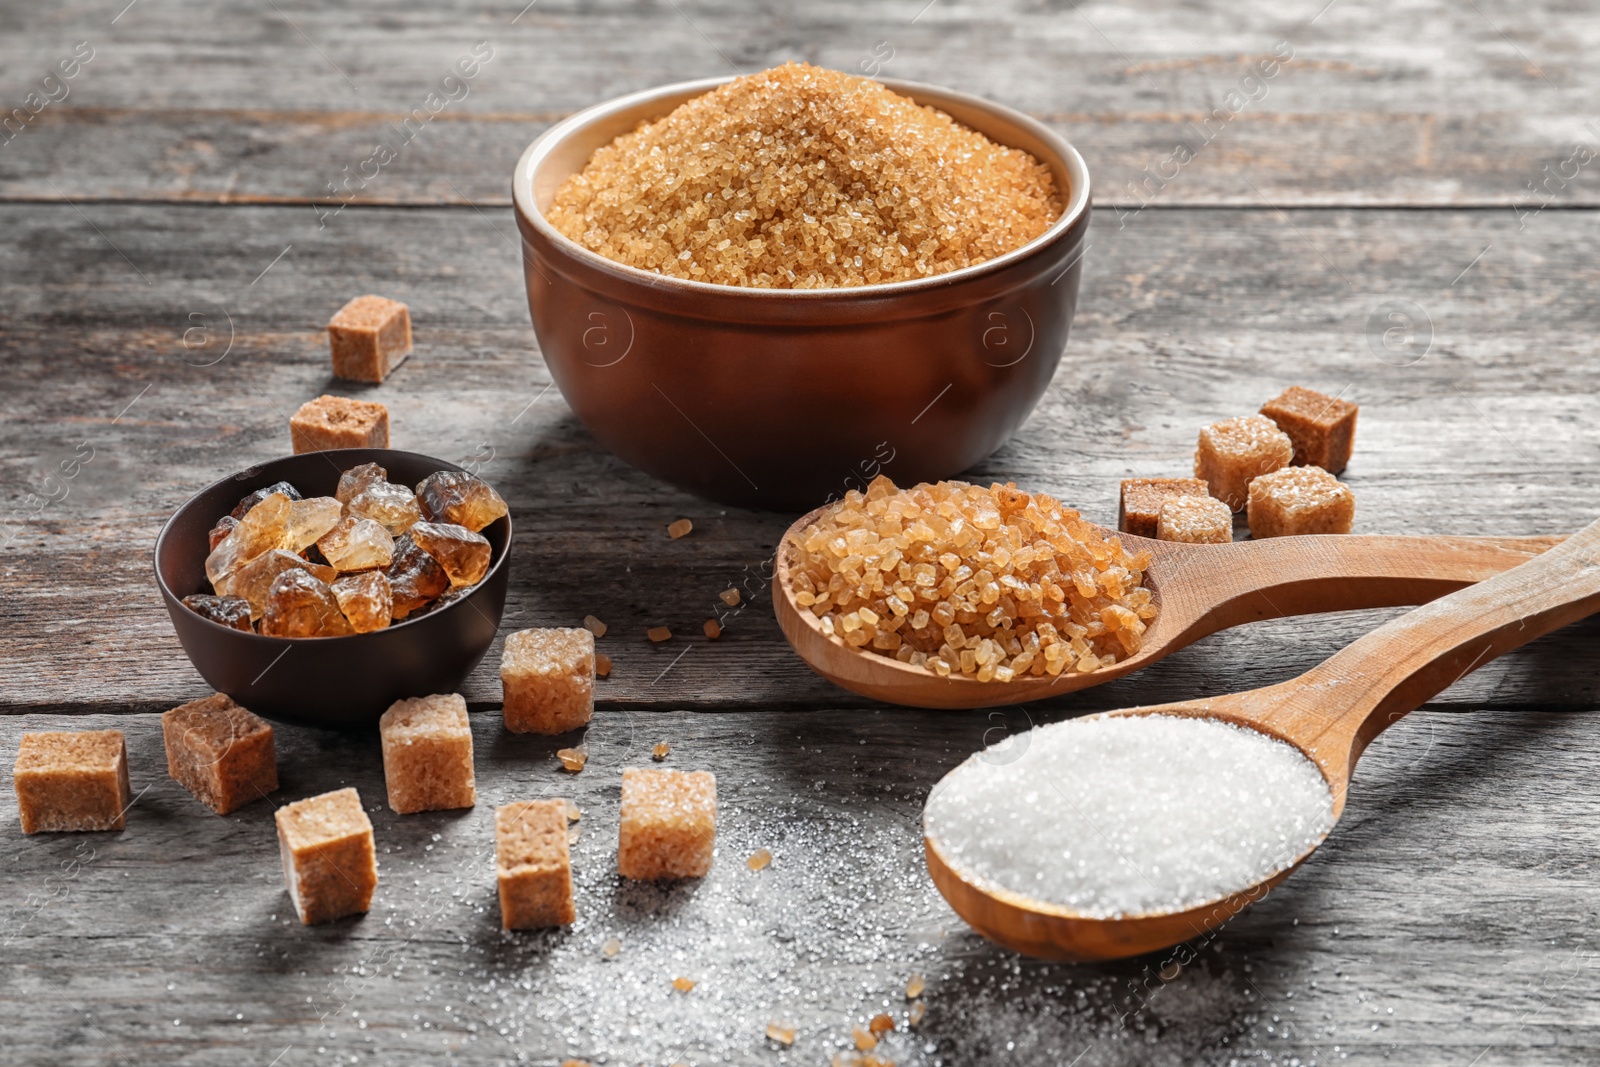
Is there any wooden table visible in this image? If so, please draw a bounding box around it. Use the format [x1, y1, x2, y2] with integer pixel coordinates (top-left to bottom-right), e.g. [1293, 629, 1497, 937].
[4, 2, 1598, 1063]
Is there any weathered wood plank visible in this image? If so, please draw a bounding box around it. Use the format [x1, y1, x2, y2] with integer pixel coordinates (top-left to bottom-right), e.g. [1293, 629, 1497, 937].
[2, 0, 1600, 207]
[1, 706, 1597, 1066]
[1, 202, 1597, 713]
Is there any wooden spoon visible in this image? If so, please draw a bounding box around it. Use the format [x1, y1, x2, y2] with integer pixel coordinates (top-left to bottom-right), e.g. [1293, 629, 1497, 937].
[773, 502, 1563, 709]
[923, 515, 1600, 961]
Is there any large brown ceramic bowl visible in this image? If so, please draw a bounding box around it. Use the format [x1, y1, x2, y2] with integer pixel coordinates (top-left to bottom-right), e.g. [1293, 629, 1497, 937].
[512, 76, 1091, 510]
[154, 449, 511, 731]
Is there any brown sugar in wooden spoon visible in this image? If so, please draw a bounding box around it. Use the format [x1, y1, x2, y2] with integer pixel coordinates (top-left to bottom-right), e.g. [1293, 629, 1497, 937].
[773, 500, 1563, 709]
[923, 515, 1600, 961]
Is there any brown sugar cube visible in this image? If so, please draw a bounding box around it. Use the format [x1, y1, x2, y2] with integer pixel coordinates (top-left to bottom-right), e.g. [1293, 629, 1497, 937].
[379, 693, 476, 814]
[13, 731, 132, 834]
[288, 395, 390, 455]
[617, 767, 716, 881]
[328, 295, 412, 384]
[1260, 386, 1358, 474]
[274, 787, 378, 925]
[1194, 415, 1295, 511]
[1247, 466, 1356, 538]
[1118, 477, 1210, 538]
[500, 627, 595, 735]
[1156, 494, 1233, 544]
[495, 800, 576, 929]
[162, 693, 278, 815]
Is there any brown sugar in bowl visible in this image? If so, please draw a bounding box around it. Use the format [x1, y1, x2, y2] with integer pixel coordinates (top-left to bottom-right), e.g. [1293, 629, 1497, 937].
[512, 75, 1092, 510]
[154, 449, 511, 731]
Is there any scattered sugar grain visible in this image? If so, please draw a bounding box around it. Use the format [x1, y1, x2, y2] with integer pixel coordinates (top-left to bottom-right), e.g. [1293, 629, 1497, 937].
[719, 588, 741, 606]
[647, 626, 673, 643]
[869, 1013, 895, 1036]
[557, 745, 588, 773]
[904, 974, 925, 999]
[601, 936, 622, 959]
[583, 614, 608, 637]
[667, 518, 693, 540]
[852, 1024, 877, 1050]
[595, 652, 612, 678]
[924, 713, 1335, 918]
[765, 1021, 797, 1046]
[703, 618, 722, 639]
[747, 848, 772, 871]
[672, 976, 696, 993]
[652, 741, 671, 762]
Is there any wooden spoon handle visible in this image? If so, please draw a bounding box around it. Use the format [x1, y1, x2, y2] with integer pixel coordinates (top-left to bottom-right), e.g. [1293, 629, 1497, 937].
[1150, 534, 1565, 649]
[1262, 520, 1600, 785]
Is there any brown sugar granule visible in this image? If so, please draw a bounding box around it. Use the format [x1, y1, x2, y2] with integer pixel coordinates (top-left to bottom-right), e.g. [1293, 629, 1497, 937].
[496, 799, 576, 929]
[275, 787, 377, 925]
[595, 652, 612, 678]
[652, 741, 671, 761]
[1260, 385, 1358, 473]
[582, 614, 608, 637]
[601, 936, 622, 958]
[1247, 465, 1356, 538]
[328, 295, 412, 384]
[647, 626, 673, 643]
[765, 1021, 796, 1046]
[703, 618, 722, 639]
[869, 1014, 895, 1036]
[908, 1000, 926, 1027]
[500, 627, 595, 735]
[666, 518, 693, 540]
[288, 395, 389, 454]
[617, 767, 716, 880]
[379, 693, 475, 814]
[719, 587, 741, 606]
[852, 1025, 877, 1051]
[14, 730, 132, 833]
[746, 848, 772, 871]
[672, 975, 697, 993]
[557, 745, 588, 773]
[786, 476, 1157, 680]
[162, 694, 277, 815]
[1156, 494, 1233, 545]
[905, 974, 925, 999]
[1118, 477, 1209, 539]
[548, 63, 1061, 289]
[1195, 415, 1294, 510]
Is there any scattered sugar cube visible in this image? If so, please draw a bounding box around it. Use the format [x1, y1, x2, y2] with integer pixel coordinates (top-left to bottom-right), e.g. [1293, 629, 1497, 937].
[617, 767, 716, 880]
[495, 800, 576, 929]
[13, 730, 132, 834]
[1247, 466, 1356, 538]
[274, 787, 377, 925]
[1194, 415, 1294, 510]
[1156, 494, 1233, 544]
[1118, 477, 1209, 538]
[667, 518, 693, 539]
[500, 627, 595, 735]
[328, 295, 412, 384]
[379, 693, 475, 814]
[1260, 385, 1358, 473]
[289, 395, 389, 454]
[162, 693, 277, 815]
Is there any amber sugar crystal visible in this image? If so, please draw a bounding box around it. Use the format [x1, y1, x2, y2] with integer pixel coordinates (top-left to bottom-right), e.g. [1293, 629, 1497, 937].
[275, 787, 378, 925]
[1194, 415, 1295, 511]
[1247, 465, 1356, 538]
[379, 693, 476, 814]
[1118, 477, 1210, 539]
[162, 693, 277, 815]
[327, 294, 412, 384]
[500, 627, 596, 735]
[547, 62, 1062, 289]
[415, 470, 507, 533]
[288, 395, 389, 454]
[786, 476, 1158, 680]
[13, 730, 132, 834]
[1260, 385, 1358, 474]
[617, 767, 716, 881]
[496, 799, 576, 929]
[1156, 494, 1233, 545]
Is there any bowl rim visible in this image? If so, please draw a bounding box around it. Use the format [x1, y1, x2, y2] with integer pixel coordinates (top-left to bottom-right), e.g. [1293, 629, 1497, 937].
[153, 448, 513, 644]
[512, 73, 1092, 300]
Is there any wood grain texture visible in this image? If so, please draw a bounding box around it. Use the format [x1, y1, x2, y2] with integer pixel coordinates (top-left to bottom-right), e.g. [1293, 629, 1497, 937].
[2, 203, 1596, 713]
[3, 0, 1600, 207]
[2, 706, 1598, 1066]
[2, 1, 1598, 1062]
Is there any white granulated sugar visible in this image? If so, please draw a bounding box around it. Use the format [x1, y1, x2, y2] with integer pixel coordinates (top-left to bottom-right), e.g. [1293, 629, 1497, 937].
[924, 714, 1335, 918]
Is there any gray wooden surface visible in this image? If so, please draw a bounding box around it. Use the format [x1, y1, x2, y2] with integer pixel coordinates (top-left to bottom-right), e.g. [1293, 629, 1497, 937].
[3, 1, 1598, 1064]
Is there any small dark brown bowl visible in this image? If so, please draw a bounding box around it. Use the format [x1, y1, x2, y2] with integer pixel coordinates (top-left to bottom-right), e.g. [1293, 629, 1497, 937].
[154, 449, 511, 731]
[512, 75, 1092, 510]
